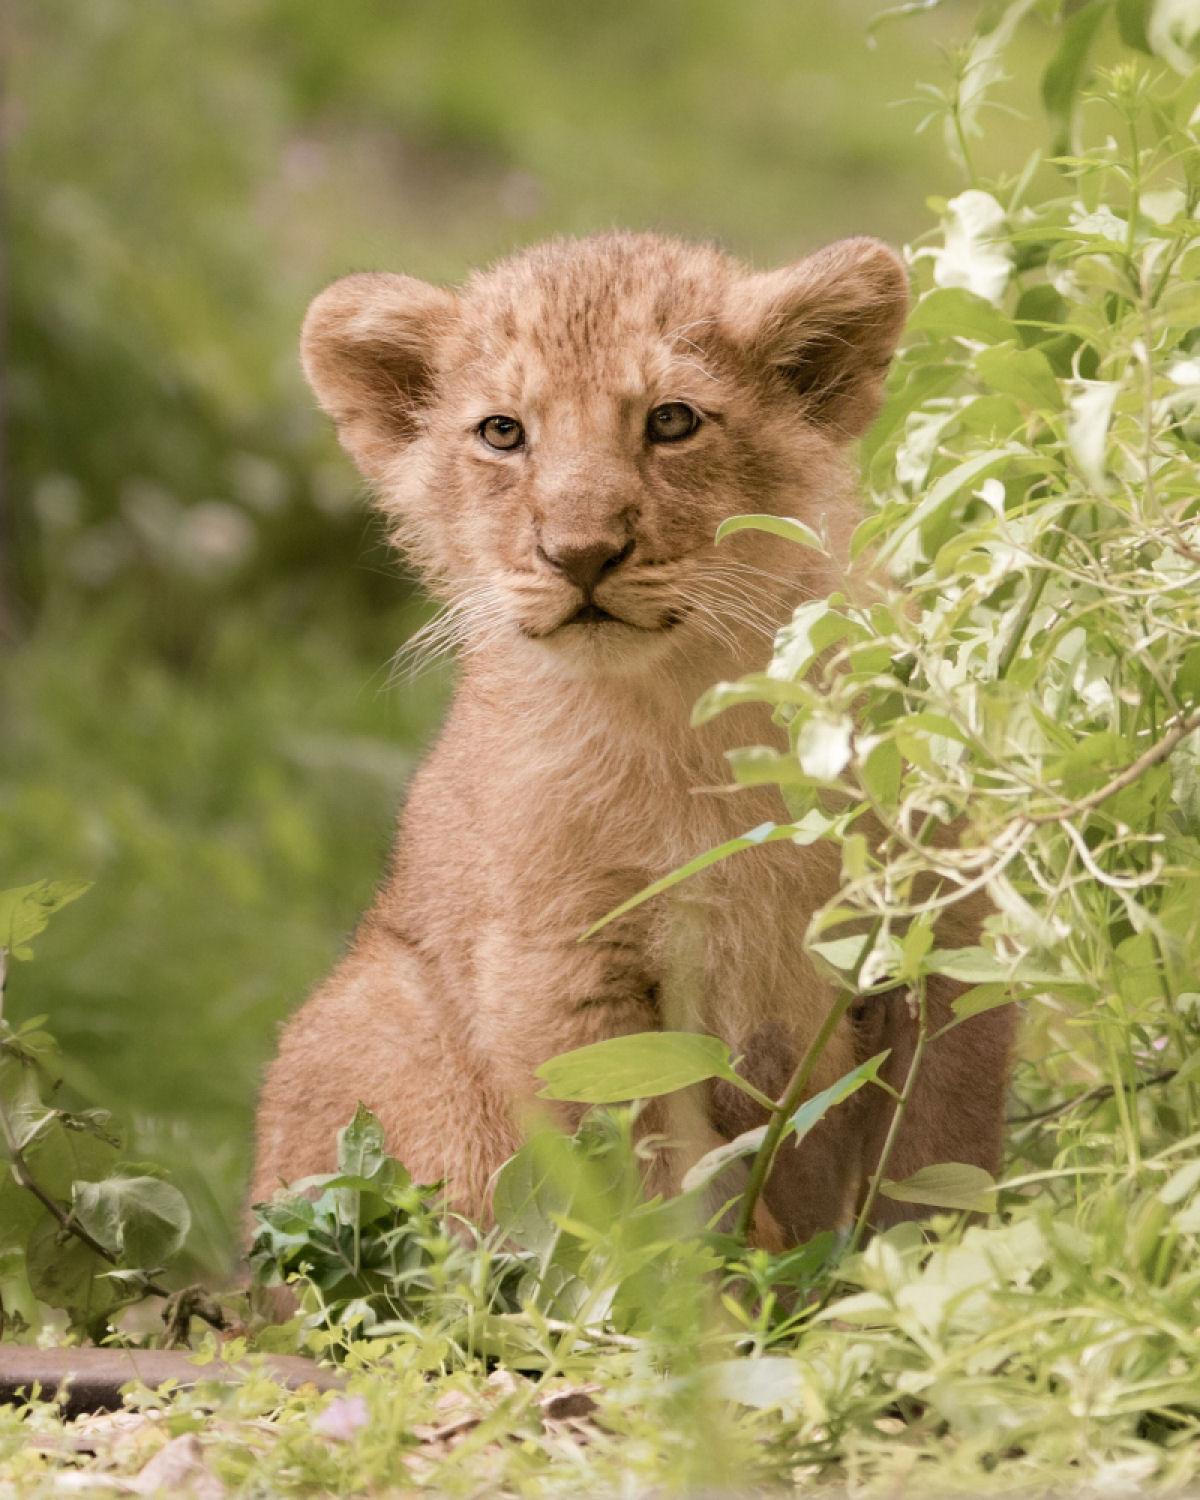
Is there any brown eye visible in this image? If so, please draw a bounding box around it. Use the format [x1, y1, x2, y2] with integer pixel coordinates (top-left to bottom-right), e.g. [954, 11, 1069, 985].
[479, 415, 524, 451]
[647, 402, 700, 443]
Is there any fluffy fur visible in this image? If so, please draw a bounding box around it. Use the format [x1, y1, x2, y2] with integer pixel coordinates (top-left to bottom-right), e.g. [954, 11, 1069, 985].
[251, 233, 1013, 1243]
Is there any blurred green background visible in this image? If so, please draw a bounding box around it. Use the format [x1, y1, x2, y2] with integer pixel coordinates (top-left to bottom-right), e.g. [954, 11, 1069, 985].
[4, 0, 1038, 1274]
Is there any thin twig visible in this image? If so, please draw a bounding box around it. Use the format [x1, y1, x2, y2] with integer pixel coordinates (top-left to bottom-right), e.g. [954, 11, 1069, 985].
[839, 981, 929, 1270]
[1009, 1067, 1178, 1127]
[1025, 705, 1200, 826]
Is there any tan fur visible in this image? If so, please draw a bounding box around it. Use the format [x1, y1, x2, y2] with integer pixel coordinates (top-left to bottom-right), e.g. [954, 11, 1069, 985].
[252, 233, 1014, 1244]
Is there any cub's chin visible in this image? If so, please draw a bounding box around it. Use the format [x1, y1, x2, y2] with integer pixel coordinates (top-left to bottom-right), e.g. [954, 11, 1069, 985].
[515, 609, 690, 680]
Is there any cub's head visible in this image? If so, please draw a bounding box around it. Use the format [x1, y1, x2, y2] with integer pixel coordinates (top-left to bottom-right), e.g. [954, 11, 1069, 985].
[302, 233, 906, 679]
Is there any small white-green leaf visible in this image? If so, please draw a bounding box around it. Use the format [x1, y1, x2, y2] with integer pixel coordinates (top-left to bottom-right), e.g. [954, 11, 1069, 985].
[681, 1125, 769, 1194]
[926, 947, 1063, 985]
[715, 514, 823, 550]
[581, 823, 795, 937]
[796, 716, 853, 780]
[809, 935, 874, 974]
[536, 1032, 743, 1103]
[790, 1052, 891, 1143]
[1159, 1158, 1200, 1206]
[1067, 379, 1119, 491]
[881, 1162, 998, 1213]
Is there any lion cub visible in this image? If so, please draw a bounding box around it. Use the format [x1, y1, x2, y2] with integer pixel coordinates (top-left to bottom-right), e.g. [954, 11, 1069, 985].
[252, 233, 1013, 1242]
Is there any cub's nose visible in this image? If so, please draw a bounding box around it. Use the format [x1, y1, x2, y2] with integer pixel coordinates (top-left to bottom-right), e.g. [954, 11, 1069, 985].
[536, 537, 633, 593]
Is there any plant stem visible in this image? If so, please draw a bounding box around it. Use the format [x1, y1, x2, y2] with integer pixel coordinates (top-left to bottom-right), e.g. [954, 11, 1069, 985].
[734, 985, 858, 1242]
[0, 1090, 145, 1271]
[0, 1075, 226, 1335]
[996, 521, 1070, 679]
[1008, 1067, 1177, 1126]
[835, 981, 930, 1278]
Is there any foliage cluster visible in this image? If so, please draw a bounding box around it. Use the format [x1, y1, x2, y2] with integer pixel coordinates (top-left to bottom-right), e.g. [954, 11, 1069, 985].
[0, 883, 195, 1341]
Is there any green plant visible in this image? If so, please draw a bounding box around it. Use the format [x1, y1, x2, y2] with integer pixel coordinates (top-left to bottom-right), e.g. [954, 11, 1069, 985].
[544, 0, 1200, 1255]
[0, 882, 218, 1343]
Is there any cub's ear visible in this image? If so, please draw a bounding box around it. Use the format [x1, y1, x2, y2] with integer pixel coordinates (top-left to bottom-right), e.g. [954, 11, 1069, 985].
[300, 272, 458, 482]
[726, 238, 908, 440]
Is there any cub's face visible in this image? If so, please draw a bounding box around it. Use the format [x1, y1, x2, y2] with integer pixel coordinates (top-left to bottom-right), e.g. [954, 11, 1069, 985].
[302, 234, 906, 677]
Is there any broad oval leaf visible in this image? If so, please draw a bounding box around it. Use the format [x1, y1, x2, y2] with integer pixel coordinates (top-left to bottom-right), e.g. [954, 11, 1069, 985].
[880, 1162, 998, 1213]
[337, 1102, 387, 1181]
[907, 286, 1016, 345]
[974, 345, 1062, 411]
[536, 1032, 742, 1103]
[72, 1174, 191, 1267]
[26, 1215, 117, 1323]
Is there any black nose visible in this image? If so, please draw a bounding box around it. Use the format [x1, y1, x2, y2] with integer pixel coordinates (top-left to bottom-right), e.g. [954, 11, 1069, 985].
[537, 538, 633, 593]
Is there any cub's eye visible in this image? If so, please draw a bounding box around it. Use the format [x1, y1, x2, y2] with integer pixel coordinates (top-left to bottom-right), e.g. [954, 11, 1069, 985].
[647, 402, 700, 444]
[478, 415, 525, 451]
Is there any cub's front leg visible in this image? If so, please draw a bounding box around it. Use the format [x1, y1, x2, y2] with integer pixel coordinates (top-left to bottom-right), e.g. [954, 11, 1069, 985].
[468, 923, 663, 1109]
[467, 922, 782, 1233]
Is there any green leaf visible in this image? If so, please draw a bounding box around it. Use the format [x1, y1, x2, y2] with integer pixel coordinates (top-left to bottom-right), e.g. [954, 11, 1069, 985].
[1040, 0, 1109, 153]
[0, 881, 91, 961]
[880, 1162, 998, 1213]
[715, 514, 823, 550]
[19, 1110, 123, 1203]
[492, 1130, 581, 1257]
[880, 444, 1031, 563]
[949, 982, 1015, 1021]
[0, 1167, 49, 1258]
[691, 675, 813, 726]
[862, 738, 903, 807]
[580, 823, 796, 937]
[0, 1046, 54, 1155]
[926, 946, 1064, 985]
[1159, 1158, 1200, 1206]
[536, 1032, 745, 1103]
[72, 1174, 191, 1266]
[974, 345, 1062, 410]
[809, 934, 875, 975]
[680, 1124, 769, 1194]
[25, 1215, 117, 1326]
[864, 362, 963, 469]
[790, 1051, 891, 1143]
[337, 1103, 387, 1181]
[907, 286, 1017, 344]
